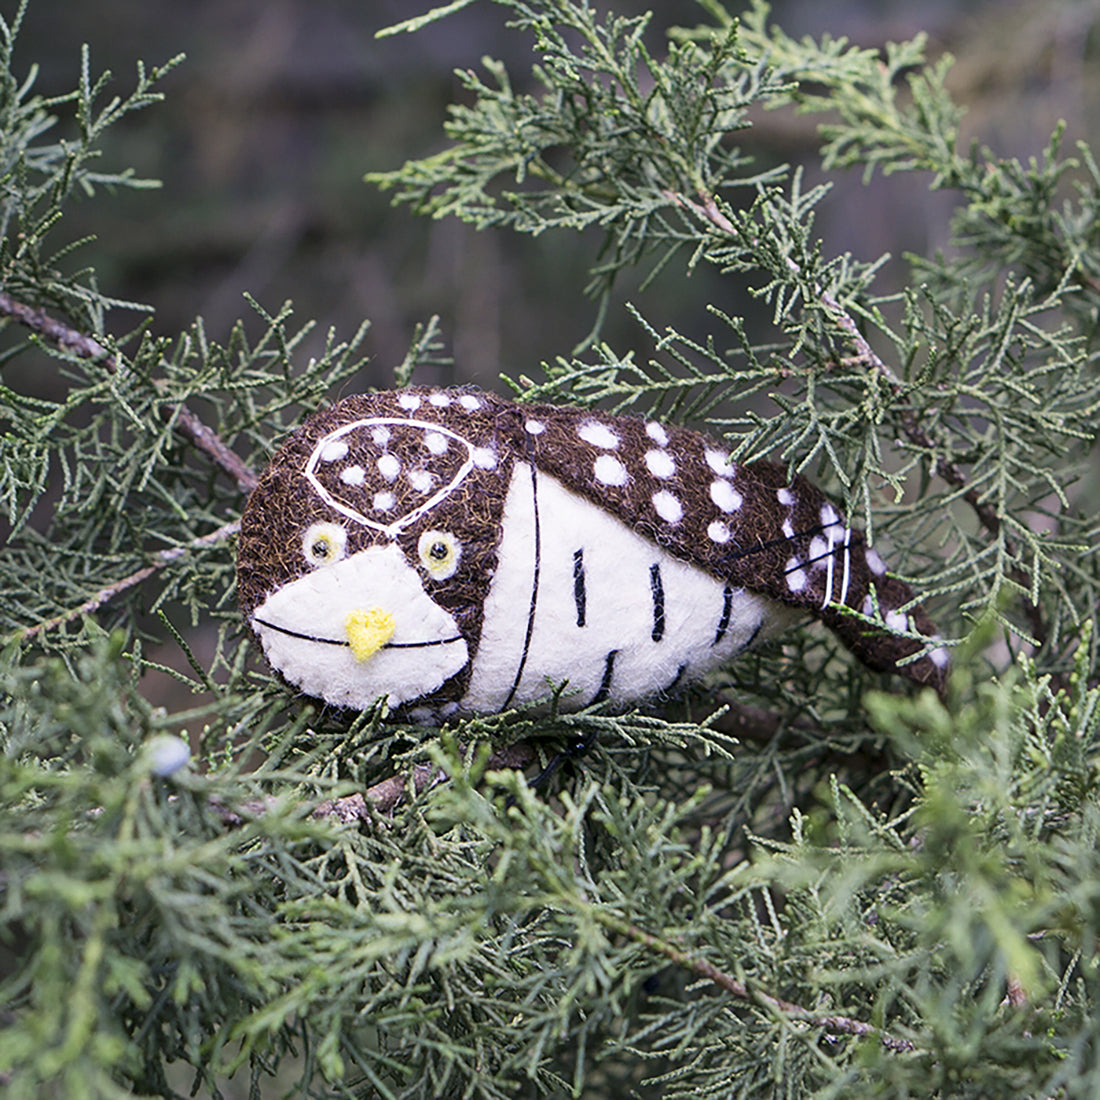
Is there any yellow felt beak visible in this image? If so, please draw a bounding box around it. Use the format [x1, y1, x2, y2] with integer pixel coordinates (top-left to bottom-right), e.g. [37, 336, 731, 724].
[345, 608, 396, 662]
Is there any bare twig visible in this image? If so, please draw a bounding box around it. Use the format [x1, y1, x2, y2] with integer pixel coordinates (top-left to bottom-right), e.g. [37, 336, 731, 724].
[0, 292, 259, 493]
[0, 292, 260, 640]
[600, 911, 916, 1053]
[667, 188, 1046, 646]
[11, 519, 241, 643]
[312, 740, 540, 820]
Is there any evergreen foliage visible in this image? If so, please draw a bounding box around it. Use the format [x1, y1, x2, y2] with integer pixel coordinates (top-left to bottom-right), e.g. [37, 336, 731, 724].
[2, 0, 1099, 1096]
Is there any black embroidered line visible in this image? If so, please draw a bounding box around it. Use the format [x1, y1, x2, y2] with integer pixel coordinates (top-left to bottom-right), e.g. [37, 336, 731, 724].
[502, 451, 542, 710]
[662, 662, 688, 695]
[736, 620, 763, 656]
[252, 617, 462, 649]
[573, 548, 587, 627]
[713, 583, 734, 646]
[649, 562, 665, 642]
[591, 649, 618, 705]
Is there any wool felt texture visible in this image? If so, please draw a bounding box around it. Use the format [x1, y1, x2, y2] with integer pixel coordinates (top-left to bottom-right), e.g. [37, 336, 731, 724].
[237, 387, 948, 716]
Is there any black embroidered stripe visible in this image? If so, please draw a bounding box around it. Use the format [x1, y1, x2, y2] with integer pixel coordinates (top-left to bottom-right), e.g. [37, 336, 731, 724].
[662, 662, 688, 696]
[649, 563, 665, 642]
[713, 582, 734, 646]
[736, 620, 763, 656]
[591, 649, 618, 704]
[502, 454, 542, 710]
[573, 548, 587, 627]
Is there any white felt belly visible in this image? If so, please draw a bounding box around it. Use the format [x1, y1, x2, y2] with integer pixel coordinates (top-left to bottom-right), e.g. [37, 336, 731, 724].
[462, 463, 790, 712]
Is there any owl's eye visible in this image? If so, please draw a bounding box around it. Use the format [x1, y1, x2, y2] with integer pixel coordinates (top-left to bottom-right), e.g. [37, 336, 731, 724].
[302, 522, 348, 567]
[417, 529, 461, 580]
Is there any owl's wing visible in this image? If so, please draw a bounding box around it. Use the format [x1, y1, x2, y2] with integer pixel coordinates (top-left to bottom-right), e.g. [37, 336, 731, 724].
[518, 401, 947, 690]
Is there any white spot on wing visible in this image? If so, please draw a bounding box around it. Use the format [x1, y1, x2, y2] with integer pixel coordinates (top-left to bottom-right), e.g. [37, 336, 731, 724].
[428, 393, 451, 407]
[472, 447, 497, 469]
[340, 465, 366, 486]
[593, 454, 628, 486]
[398, 394, 421, 411]
[373, 491, 395, 511]
[652, 490, 683, 524]
[886, 609, 909, 633]
[459, 394, 482, 410]
[377, 454, 400, 481]
[821, 503, 840, 528]
[930, 645, 950, 669]
[709, 479, 742, 513]
[320, 439, 348, 463]
[645, 450, 676, 478]
[786, 558, 807, 592]
[525, 419, 545, 435]
[866, 548, 886, 575]
[578, 421, 620, 449]
[777, 488, 795, 506]
[707, 520, 731, 543]
[424, 432, 449, 455]
[371, 426, 391, 446]
[646, 422, 669, 446]
[705, 449, 732, 476]
[781, 519, 795, 539]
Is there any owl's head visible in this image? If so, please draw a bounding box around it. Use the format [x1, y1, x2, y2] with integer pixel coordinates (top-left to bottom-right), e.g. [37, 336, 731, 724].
[237, 390, 508, 711]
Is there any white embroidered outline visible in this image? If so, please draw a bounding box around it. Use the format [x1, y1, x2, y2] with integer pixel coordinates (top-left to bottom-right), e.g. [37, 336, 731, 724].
[305, 416, 475, 536]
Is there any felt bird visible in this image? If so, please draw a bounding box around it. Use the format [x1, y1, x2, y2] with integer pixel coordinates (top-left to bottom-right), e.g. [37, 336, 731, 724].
[237, 387, 947, 718]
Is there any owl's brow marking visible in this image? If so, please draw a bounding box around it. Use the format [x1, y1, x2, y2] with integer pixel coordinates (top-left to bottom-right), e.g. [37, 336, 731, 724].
[251, 617, 462, 649]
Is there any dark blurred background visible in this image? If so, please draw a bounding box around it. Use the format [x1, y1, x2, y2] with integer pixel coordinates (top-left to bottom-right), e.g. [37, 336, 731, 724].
[12, 0, 1100, 394]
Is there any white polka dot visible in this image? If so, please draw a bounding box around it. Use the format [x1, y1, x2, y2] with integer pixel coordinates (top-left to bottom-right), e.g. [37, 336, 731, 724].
[644, 450, 676, 478]
[398, 394, 421, 410]
[525, 419, 545, 435]
[866, 548, 886, 575]
[886, 609, 909, 633]
[646, 422, 669, 446]
[578, 421, 620, 449]
[428, 393, 451, 407]
[371, 426, 391, 446]
[459, 394, 482, 410]
[340, 465, 366, 486]
[377, 454, 400, 481]
[821, 503, 840, 528]
[424, 432, 448, 455]
[707, 520, 731, 543]
[808, 536, 827, 565]
[777, 488, 795, 506]
[709, 479, 742, 513]
[781, 519, 795, 540]
[593, 454, 628, 486]
[472, 447, 497, 469]
[786, 558, 807, 592]
[320, 439, 348, 463]
[408, 469, 433, 493]
[652, 490, 683, 524]
[373, 491, 395, 511]
[930, 646, 950, 669]
[705, 449, 732, 476]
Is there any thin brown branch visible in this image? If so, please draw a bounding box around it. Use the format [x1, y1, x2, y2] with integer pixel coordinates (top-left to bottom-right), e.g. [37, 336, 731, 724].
[10, 519, 241, 644]
[0, 291, 259, 492]
[311, 740, 540, 821]
[602, 912, 916, 1053]
[666, 187, 1046, 647]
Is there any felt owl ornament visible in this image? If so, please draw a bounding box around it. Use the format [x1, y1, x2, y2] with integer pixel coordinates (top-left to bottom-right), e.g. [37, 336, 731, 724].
[237, 387, 947, 718]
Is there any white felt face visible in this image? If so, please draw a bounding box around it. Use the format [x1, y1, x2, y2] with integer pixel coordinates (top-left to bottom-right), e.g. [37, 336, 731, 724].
[463, 464, 799, 712]
[251, 542, 469, 709]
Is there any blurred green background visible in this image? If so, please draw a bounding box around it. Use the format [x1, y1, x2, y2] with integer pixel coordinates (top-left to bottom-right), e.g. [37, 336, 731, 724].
[12, 0, 1100, 395]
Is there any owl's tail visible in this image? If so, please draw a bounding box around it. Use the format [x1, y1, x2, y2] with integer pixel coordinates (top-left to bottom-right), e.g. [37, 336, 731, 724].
[734, 465, 949, 692]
